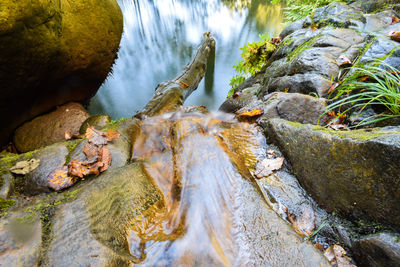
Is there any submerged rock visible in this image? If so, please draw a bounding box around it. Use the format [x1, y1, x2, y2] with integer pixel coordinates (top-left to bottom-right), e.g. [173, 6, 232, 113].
[0, 0, 123, 147]
[265, 119, 400, 230]
[14, 103, 90, 153]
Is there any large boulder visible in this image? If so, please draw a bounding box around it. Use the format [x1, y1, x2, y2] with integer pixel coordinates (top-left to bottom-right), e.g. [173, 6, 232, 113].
[14, 102, 90, 152]
[0, 0, 123, 147]
[265, 119, 400, 230]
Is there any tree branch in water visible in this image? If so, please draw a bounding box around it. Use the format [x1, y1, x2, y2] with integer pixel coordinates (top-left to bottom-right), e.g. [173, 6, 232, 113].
[136, 32, 215, 118]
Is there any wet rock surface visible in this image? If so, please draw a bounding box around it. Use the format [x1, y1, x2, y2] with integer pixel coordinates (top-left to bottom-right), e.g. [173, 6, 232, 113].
[79, 114, 112, 135]
[352, 232, 400, 266]
[14, 103, 90, 153]
[265, 119, 400, 230]
[0, 0, 123, 147]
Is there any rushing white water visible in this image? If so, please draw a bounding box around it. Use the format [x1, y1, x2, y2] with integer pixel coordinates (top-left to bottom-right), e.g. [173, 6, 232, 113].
[88, 0, 284, 119]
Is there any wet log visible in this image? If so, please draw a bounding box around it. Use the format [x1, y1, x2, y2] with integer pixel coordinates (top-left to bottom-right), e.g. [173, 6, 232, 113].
[136, 32, 215, 118]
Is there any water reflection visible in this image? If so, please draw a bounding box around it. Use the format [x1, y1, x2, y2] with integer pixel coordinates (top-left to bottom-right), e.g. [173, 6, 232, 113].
[88, 0, 284, 119]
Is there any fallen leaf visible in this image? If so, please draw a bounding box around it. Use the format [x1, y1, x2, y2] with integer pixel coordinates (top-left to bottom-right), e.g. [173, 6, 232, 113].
[337, 55, 352, 67]
[284, 87, 290, 93]
[65, 130, 84, 140]
[358, 75, 369, 82]
[82, 142, 99, 164]
[390, 16, 399, 25]
[68, 160, 90, 178]
[178, 80, 190, 88]
[85, 127, 108, 146]
[98, 146, 111, 173]
[236, 109, 264, 121]
[254, 157, 284, 178]
[315, 243, 325, 251]
[47, 166, 78, 191]
[271, 36, 281, 44]
[311, 25, 318, 32]
[389, 31, 400, 42]
[10, 159, 40, 175]
[324, 245, 356, 267]
[106, 129, 120, 142]
[327, 83, 339, 94]
[328, 124, 349, 131]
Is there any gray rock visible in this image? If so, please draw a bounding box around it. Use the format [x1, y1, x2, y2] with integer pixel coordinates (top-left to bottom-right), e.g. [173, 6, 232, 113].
[265, 119, 400, 230]
[14, 102, 90, 153]
[79, 114, 112, 135]
[352, 232, 400, 267]
[23, 143, 69, 195]
[0, 211, 42, 266]
[0, 172, 14, 199]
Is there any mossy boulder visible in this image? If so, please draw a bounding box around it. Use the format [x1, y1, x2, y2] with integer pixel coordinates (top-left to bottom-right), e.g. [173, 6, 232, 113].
[265, 119, 400, 229]
[0, 0, 123, 147]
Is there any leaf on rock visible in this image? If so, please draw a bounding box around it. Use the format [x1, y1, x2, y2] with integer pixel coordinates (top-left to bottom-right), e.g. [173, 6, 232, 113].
[337, 55, 352, 67]
[85, 126, 108, 146]
[328, 124, 349, 131]
[106, 129, 120, 142]
[390, 16, 399, 25]
[236, 109, 264, 121]
[389, 31, 400, 42]
[178, 80, 190, 88]
[65, 130, 84, 140]
[10, 159, 40, 175]
[311, 25, 318, 32]
[68, 160, 90, 178]
[271, 36, 281, 45]
[82, 142, 99, 164]
[98, 146, 111, 173]
[254, 157, 284, 178]
[324, 245, 356, 267]
[47, 166, 78, 191]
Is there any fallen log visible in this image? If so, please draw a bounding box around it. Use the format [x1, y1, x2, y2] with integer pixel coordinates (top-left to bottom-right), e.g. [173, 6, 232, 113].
[135, 32, 215, 118]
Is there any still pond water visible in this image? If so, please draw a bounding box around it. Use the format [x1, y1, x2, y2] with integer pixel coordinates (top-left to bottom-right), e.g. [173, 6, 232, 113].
[88, 0, 284, 119]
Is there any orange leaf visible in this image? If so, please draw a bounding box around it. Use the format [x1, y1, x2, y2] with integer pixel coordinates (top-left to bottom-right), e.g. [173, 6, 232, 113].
[311, 25, 318, 32]
[389, 31, 400, 42]
[178, 80, 190, 88]
[82, 142, 99, 164]
[236, 109, 264, 121]
[47, 166, 78, 191]
[327, 83, 339, 94]
[106, 129, 120, 142]
[68, 160, 90, 178]
[270, 36, 282, 45]
[390, 16, 399, 25]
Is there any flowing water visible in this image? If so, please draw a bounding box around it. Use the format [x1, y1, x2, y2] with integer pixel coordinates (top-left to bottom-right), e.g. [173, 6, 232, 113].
[88, 0, 284, 118]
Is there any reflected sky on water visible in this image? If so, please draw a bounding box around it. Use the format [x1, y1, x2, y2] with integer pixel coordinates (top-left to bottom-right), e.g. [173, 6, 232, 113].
[88, 0, 284, 119]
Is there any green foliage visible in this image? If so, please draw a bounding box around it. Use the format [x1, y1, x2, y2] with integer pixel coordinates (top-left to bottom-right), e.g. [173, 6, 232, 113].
[272, 0, 350, 23]
[326, 60, 400, 127]
[228, 33, 276, 97]
[0, 197, 15, 213]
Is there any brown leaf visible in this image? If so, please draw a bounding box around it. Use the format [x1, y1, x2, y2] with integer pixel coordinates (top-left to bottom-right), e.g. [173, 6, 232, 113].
[328, 124, 349, 131]
[10, 159, 40, 175]
[327, 83, 339, 94]
[47, 166, 78, 191]
[98, 146, 111, 173]
[236, 109, 264, 121]
[390, 16, 399, 25]
[106, 129, 120, 142]
[389, 31, 400, 42]
[82, 142, 99, 164]
[324, 245, 356, 267]
[337, 55, 352, 67]
[86, 126, 108, 146]
[270, 36, 281, 45]
[254, 157, 284, 178]
[65, 130, 84, 140]
[68, 160, 90, 178]
[315, 243, 325, 251]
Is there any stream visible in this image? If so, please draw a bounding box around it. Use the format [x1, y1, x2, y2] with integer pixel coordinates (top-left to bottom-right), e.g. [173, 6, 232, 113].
[88, 0, 284, 118]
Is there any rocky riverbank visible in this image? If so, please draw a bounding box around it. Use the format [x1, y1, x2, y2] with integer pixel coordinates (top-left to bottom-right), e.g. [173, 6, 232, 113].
[1, 0, 400, 266]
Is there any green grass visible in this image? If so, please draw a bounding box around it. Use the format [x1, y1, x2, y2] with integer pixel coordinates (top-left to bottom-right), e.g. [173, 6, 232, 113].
[272, 0, 351, 23]
[326, 60, 400, 127]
